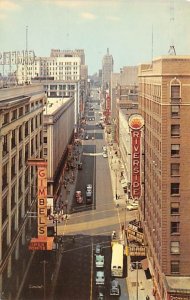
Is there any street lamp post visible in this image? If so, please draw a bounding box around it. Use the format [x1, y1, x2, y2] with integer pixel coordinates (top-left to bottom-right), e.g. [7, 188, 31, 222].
[40, 260, 48, 300]
[65, 200, 68, 219]
[115, 169, 118, 200]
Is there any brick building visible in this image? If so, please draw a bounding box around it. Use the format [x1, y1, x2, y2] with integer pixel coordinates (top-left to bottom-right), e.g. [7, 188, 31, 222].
[138, 56, 190, 299]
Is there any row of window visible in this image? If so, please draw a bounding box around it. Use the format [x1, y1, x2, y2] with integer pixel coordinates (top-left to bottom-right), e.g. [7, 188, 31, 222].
[3, 118, 43, 155]
[2, 102, 43, 125]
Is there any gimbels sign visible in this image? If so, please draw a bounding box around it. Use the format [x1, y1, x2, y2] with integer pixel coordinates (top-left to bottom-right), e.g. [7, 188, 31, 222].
[128, 114, 144, 201]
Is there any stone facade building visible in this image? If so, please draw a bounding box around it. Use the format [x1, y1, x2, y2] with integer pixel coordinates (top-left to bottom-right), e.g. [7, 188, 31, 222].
[0, 84, 45, 298]
[43, 97, 75, 199]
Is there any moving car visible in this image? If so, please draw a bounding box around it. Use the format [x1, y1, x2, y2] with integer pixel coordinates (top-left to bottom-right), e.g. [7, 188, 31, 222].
[75, 191, 83, 204]
[95, 271, 105, 285]
[95, 255, 104, 268]
[126, 202, 138, 211]
[86, 184, 93, 204]
[110, 279, 120, 296]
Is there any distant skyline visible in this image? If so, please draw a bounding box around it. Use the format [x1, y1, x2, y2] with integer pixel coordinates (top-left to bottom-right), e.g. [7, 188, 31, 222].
[0, 0, 190, 75]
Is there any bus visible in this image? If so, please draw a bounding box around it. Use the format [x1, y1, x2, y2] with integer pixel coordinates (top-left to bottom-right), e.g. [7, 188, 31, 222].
[111, 243, 124, 277]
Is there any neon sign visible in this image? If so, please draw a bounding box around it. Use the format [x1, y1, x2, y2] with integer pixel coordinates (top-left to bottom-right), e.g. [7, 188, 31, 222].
[128, 114, 144, 201]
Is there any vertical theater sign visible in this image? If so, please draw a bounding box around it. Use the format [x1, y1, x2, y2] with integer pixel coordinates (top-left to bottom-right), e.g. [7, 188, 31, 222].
[128, 114, 144, 201]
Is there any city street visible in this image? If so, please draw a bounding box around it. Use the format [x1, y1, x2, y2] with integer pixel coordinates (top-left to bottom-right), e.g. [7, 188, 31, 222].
[18, 97, 132, 300]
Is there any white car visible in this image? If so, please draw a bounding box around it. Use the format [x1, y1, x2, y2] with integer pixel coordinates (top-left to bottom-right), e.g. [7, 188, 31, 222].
[103, 146, 107, 152]
[96, 271, 105, 285]
[126, 203, 138, 211]
[95, 255, 104, 268]
[103, 152, 108, 158]
[85, 135, 89, 140]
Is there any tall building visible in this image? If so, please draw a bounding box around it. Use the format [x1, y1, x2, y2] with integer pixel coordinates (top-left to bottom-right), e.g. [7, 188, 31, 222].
[50, 49, 85, 65]
[102, 48, 114, 92]
[138, 56, 190, 299]
[0, 84, 45, 298]
[17, 55, 81, 84]
[43, 97, 75, 199]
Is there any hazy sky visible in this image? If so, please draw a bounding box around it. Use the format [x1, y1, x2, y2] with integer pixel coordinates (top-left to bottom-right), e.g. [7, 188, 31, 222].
[0, 0, 190, 74]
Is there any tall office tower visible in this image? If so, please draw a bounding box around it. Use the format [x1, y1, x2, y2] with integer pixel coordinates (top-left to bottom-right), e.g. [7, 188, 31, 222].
[138, 56, 190, 299]
[102, 48, 114, 92]
[0, 84, 45, 299]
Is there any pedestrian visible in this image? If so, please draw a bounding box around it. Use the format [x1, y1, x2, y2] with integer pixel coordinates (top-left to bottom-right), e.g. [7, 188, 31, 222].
[146, 296, 150, 300]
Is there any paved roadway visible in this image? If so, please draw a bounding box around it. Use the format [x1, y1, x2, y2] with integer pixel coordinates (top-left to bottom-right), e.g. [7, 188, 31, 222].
[19, 95, 131, 300]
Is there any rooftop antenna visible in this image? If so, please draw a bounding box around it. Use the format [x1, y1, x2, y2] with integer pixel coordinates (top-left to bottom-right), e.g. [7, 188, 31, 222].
[168, 0, 176, 55]
[25, 25, 28, 83]
[151, 24, 154, 62]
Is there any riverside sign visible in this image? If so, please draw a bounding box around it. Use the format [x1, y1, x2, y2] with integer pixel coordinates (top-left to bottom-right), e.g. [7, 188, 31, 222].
[128, 114, 144, 201]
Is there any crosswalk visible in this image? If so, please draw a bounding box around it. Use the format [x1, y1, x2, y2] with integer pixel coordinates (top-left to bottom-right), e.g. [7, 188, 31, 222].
[82, 152, 103, 156]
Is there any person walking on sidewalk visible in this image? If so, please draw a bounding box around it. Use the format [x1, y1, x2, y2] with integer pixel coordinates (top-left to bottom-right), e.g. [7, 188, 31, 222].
[146, 295, 150, 300]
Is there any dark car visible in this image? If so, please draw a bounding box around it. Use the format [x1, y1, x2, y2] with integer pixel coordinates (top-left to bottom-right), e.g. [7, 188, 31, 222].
[78, 162, 83, 170]
[110, 279, 120, 296]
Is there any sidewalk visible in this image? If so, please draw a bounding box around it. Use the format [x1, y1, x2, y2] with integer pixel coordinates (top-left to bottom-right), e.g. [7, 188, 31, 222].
[48, 142, 83, 228]
[104, 131, 154, 300]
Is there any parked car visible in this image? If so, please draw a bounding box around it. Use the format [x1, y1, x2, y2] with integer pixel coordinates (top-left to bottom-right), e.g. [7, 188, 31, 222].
[85, 135, 89, 140]
[102, 152, 108, 158]
[95, 244, 102, 255]
[96, 287, 105, 300]
[75, 191, 83, 204]
[110, 279, 120, 296]
[86, 184, 92, 192]
[126, 202, 138, 211]
[95, 271, 105, 285]
[77, 162, 83, 170]
[102, 146, 107, 152]
[95, 255, 104, 268]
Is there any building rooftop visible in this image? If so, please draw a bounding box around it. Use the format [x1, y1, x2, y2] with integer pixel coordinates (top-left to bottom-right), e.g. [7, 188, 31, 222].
[43, 97, 71, 115]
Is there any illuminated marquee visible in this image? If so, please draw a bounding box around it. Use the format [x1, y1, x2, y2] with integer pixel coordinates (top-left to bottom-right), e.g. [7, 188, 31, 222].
[128, 114, 144, 201]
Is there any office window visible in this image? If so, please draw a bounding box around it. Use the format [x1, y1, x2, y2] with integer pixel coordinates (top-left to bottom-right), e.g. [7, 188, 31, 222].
[44, 148, 47, 156]
[171, 203, 179, 215]
[2, 196, 8, 224]
[171, 241, 180, 254]
[171, 183, 180, 195]
[19, 107, 23, 117]
[12, 109, 17, 121]
[171, 105, 180, 117]
[171, 85, 180, 101]
[171, 125, 180, 137]
[3, 112, 9, 125]
[11, 156, 16, 179]
[25, 121, 29, 137]
[25, 104, 29, 113]
[171, 163, 180, 176]
[19, 126, 23, 142]
[11, 129, 16, 149]
[171, 261, 180, 274]
[171, 144, 180, 157]
[171, 222, 180, 234]
[44, 137, 47, 144]
[3, 135, 8, 155]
